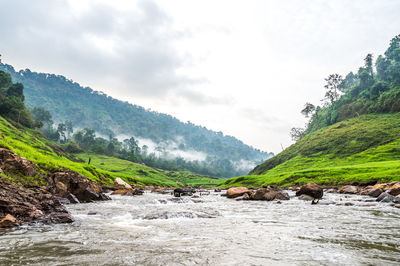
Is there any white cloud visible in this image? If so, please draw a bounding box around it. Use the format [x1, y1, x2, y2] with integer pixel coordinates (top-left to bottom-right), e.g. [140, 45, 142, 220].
[1, 0, 399, 153]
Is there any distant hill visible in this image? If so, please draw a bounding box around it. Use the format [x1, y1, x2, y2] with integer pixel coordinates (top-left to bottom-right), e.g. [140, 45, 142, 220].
[222, 34, 400, 187]
[0, 63, 273, 177]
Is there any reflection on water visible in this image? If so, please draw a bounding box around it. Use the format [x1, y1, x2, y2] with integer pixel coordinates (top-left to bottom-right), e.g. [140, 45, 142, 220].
[0, 191, 399, 265]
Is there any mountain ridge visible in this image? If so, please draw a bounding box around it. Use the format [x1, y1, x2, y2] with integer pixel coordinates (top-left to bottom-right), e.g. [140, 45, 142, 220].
[0, 62, 273, 177]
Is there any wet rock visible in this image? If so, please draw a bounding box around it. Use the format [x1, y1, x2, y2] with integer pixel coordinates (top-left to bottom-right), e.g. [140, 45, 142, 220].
[113, 177, 132, 190]
[344, 202, 354, 206]
[87, 211, 97, 215]
[49, 170, 110, 203]
[191, 195, 200, 198]
[393, 195, 400, 204]
[387, 183, 400, 196]
[296, 183, 323, 199]
[298, 194, 314, 201]
[394, 205, 400, 209]
[252, 188, 270, 200]
[174, 188, 195, 197]
[372, 182, 400, 195]
[214, 188, 222, 192]
[274, 191, 290, 201]
[376, 192, 394, 203]
[0, 180, 74, 226]
[0, 214, 17, 227]
[226, 187, 251, 199]
[251, 188, 289, 201]
[338, 185, 359, 194]
[367, 188, 383, 198]
[235, 193, 251, 201]
[380, 195, 394, 203]
[66, 193, 80, 204]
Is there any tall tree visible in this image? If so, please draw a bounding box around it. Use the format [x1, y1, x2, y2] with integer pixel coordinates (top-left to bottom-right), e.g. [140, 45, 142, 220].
[301, 103, 316, 118]
[323, 74, 343, 104]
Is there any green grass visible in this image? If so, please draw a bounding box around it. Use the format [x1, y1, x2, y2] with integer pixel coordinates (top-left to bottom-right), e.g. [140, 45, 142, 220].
[0, 116, 222, 187]
[76, 153, 223, 188]
[222, 113, 400, 188]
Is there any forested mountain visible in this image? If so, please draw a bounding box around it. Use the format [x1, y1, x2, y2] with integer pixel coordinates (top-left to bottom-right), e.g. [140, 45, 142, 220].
[0, 62, 272, 177]
[222, 34, 400, 187]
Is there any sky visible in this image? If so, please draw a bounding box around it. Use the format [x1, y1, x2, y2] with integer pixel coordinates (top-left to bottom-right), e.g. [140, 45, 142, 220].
[0, 0, 399, 153]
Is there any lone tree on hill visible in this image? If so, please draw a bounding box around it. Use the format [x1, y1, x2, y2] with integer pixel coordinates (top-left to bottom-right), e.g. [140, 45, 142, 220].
[323, 74, 343, 105]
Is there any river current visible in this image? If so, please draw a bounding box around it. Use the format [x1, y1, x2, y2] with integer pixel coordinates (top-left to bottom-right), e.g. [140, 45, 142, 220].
[0, 191, 399, 265]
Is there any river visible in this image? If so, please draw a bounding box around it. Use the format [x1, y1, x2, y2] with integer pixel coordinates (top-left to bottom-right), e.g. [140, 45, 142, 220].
[1, 191, 399, 265]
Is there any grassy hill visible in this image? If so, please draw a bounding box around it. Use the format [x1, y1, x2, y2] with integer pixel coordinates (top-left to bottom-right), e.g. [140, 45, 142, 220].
[76, 153, 222, 188]
[221, 113, 400, 188]
[0, 115, 219, 187]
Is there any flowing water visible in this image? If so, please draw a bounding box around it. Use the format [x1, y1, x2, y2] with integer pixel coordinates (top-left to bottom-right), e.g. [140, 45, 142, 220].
[0, 191, 400, 265]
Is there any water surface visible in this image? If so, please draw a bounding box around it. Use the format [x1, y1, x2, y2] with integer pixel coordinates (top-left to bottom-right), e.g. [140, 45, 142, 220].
[1, 191, 399, 265]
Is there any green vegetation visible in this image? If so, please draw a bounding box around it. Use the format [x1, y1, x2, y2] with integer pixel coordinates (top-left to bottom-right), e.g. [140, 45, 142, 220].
[0, 71, 34, 128]
[0, 63, 272, 177]
[223, 34, 400, 188]
[223, 114, 400, 188]
[76, 153, 222, 188]
[0, 113, 220, 187]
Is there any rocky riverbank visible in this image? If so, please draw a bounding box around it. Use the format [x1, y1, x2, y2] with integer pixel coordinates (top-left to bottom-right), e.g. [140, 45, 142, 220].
[0, 148, 110, 227]
[221, 182, 400, 208]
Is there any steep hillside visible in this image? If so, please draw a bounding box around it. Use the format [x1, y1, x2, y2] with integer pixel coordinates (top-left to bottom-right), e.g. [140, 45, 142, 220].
[0, 115, 218, 187]
[222, 114, 400, 187]
[0, 62, 272, 177]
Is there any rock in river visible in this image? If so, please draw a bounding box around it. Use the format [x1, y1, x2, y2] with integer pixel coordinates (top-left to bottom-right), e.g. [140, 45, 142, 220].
[376, 192, 394, 203]
[226, 187, 251, 199]
[367, 188, 383, 198]
[295, 183, 323, 200]
[113, 177, 132, 190]
[0, 214, 17, 227]
[251, 188, 289, 201]
[338, 185, 359, 194]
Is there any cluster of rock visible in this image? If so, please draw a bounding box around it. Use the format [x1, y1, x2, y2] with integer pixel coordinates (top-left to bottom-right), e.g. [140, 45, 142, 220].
[49, 170, 111, 203]
[0, 148, 111, 227]
[110, 178, 144, 196]
[332, 182, 400, 204]
[225, 186, 290, 201]
[0, 180, 73, 227]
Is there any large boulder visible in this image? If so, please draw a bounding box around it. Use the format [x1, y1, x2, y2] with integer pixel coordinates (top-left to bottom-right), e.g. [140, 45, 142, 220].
[376, 192, 394, 203]
[113, 178, 132, 190]
[367, 188, 383, 198]
[226, 187, 251, 198]
[296, 183, 323, 199]
[387, 183, 400, 196]
[393, 195, 400, 204]
[0, 180, 74, 226]
[250, 188, 289, 201]
[0, 148, 36, 177]
[49, 170, 111, 203]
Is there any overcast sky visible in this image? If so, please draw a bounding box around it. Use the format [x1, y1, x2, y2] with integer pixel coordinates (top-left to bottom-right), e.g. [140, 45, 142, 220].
[0, 0, 399, 153]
